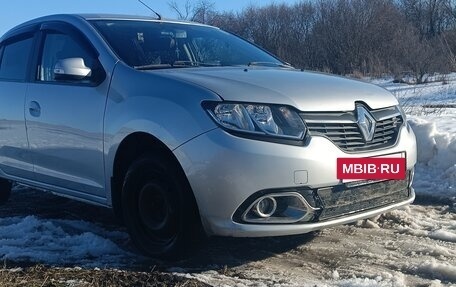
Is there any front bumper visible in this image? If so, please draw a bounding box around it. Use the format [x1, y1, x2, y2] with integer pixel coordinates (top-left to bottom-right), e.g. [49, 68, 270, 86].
[214, 189, 415, 237]
[173, 123, 417, 237]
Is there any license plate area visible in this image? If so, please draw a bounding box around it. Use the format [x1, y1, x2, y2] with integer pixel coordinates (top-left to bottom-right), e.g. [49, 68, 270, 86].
[337, 152, 406, 181]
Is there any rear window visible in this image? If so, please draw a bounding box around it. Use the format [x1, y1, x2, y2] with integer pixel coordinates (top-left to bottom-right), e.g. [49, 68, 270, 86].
[0, 35, 34, 81]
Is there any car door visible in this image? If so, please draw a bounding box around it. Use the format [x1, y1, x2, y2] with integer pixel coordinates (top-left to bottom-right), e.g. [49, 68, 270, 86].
[25, 22, 108, 199]
[0, 30, 36, 180]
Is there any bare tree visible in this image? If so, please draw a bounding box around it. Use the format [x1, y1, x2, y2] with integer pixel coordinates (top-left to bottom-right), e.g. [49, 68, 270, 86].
[192, 0, 215, 23]
[168, 0, 215, 23]
[399, 0, 451, 38]
[168, 0, 192, 20]
[167, 0, 454, 81]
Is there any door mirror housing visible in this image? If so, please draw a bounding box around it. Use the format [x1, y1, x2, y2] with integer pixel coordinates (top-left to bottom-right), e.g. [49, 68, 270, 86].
[54, 58, 92, 81]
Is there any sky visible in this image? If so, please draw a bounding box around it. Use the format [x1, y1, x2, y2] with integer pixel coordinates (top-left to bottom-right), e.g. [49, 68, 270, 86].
[0, 0, 300, 36]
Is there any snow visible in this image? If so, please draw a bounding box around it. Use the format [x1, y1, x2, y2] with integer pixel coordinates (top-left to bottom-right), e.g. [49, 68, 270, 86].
[416, 260, 456, 282]
[0, 215, 132, 266]
[332, 272, 407, 287]
[377, 205, 456, 249]
[429, 229, 456, 242]
[378, 79, 456, 204]
[406, 117, 456, 202]
[374, 73, 456, 107]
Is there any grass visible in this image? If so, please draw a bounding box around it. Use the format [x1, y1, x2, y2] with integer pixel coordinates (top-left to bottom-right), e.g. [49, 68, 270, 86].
[0, 265, 208, 287]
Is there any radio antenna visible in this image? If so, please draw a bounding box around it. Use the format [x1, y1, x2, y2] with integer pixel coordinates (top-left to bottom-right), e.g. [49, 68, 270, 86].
[137, 0, 162, 20]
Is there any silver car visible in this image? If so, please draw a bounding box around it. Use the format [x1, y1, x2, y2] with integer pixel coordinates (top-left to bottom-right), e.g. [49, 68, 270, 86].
[0, 14, 417, 257]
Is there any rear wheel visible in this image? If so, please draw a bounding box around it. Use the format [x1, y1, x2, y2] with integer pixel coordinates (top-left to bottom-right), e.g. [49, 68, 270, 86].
[121, 153, 201, 258]
[0, 178, 12, 205]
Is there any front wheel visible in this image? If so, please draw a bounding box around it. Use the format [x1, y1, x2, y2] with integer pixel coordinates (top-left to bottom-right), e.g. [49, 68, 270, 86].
[0, 178, 12, 205]
[121, 153, 201, 258]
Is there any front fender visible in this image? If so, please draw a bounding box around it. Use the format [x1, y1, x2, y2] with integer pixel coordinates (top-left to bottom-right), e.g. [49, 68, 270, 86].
[103, 63, 220, 205]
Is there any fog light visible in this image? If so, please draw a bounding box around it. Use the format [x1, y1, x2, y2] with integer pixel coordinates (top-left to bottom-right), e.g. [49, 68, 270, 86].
[242, 192, 319, 224]
[254, 196, 277, 218]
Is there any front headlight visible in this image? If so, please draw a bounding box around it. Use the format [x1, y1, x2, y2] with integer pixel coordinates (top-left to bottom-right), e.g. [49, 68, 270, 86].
[204, 102, 307, 141]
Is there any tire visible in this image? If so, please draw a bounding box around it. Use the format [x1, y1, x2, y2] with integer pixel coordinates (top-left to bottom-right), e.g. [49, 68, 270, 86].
[121, 153, 201, 258]
[0, 178, 12, 205]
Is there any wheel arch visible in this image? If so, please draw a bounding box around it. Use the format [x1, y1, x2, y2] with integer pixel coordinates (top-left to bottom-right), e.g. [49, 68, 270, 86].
[109, 131, 200, 223]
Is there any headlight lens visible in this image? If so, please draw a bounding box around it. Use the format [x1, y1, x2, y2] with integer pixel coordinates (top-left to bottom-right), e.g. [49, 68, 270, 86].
[206, 102, 306, 140]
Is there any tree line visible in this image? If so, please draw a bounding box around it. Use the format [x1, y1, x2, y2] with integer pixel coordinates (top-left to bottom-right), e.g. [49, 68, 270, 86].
[169, 0, 456, 83]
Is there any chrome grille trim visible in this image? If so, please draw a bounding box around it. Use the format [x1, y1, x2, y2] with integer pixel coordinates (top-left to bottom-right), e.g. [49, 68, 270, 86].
[301, 106, 404, 152]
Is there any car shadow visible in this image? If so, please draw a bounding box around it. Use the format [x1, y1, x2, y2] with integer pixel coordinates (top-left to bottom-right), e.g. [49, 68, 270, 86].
[0, 186, 317, 271]
[155, 233, 317, 273]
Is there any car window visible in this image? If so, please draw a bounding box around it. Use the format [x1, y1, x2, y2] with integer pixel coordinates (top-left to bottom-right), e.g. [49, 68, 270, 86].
[0, 35, 34, 81]
[39, 32, 96, 83]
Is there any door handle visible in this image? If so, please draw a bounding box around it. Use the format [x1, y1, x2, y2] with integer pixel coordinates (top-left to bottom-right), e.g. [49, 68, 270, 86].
[29, 101, 41, 117]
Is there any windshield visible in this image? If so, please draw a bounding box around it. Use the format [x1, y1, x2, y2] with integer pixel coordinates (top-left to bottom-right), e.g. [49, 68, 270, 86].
[90, 20, 284, 69]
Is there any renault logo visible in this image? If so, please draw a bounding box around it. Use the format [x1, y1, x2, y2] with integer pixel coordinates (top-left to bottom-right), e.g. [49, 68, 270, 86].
[356, 105, 376, 142]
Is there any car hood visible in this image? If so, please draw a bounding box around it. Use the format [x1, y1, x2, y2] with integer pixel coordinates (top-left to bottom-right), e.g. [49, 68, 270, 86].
[154, 67, 398, 111]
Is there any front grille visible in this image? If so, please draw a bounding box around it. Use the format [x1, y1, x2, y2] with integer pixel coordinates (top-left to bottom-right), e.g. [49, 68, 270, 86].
[301, 106, 404, 152]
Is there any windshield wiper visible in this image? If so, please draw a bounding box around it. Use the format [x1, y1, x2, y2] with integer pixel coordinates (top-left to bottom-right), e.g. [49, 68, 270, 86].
[134, 61, 221, 70]
[134, 64, 173, 70]
[172, 60, 221, 67]
[247, 62, 293, 68]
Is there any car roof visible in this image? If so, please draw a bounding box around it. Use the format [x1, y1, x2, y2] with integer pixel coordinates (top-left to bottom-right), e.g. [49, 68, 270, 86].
[79, 14, 216, 28]
[1, 13, 214, 40]
[77, 13, 207, 25]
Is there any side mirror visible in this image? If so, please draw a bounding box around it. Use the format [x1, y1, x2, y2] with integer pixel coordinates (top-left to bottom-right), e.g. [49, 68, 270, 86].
[54, 58, 92, 81]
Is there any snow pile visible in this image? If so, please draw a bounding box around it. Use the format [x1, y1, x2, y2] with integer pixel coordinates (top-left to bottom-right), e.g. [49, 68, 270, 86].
[379, 206, 456, 245]
[415, 260, 456, 282]
[409, 117, 456, 169]
[177, 269, 428, 287]
[0, 216, 132, 266]
[332, 272, 406, 287]
[351, 205, 456, 284]
[378, 77, 456, 202]
[408, 117, 456, 202]
[177, 270, 410, 287]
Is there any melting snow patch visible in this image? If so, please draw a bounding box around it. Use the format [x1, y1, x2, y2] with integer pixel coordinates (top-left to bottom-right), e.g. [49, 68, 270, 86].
[0, 216, 132, 266]
[428, 229, 456, 242]
[181, 270, 271, 287]
[333, 272, 407, 287]
[416, 260, 456, 282]
[377, 206, 456, 245]
[356, 217, 381, 229]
